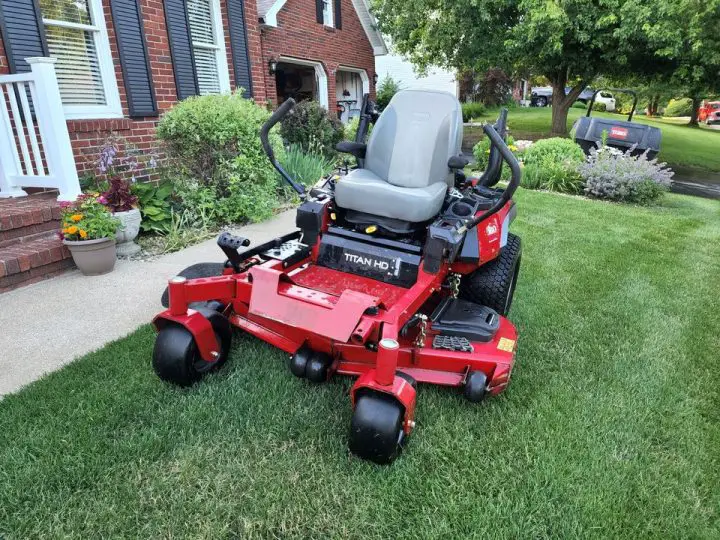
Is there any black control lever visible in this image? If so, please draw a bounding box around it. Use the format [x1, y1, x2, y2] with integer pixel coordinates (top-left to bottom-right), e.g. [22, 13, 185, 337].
[217, 232, 250, 270]
[458, 123, 521, 234]
[259, 98, 306, 197]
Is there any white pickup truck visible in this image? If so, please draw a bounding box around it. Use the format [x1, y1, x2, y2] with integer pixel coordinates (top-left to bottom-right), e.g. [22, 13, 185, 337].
[530, 87, 616, 112]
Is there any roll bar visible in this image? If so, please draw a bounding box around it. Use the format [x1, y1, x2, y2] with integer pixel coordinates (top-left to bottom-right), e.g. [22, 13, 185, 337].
[458, 123, 521, 234]
[586, 88, 638, 122]
[260, 98, 306, 197]
[477, 108, 508, 187]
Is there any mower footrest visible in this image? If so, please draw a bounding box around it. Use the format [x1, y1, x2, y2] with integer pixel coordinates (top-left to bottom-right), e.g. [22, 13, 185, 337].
[432, 335, 473, 352]
[430, 297, 499, 343]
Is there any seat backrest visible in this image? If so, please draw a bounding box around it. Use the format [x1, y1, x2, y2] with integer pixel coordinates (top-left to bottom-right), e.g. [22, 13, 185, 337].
[365, 90, 463, 189]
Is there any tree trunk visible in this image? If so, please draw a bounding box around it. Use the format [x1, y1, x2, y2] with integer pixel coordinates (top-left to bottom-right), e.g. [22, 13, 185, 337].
[648, 95, 659, 117]
[689, 97, 701, 126]
[549, 78, 585, 136]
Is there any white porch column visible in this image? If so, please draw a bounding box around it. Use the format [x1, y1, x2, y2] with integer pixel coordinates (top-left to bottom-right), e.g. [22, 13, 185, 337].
[26, 57, 81, 201]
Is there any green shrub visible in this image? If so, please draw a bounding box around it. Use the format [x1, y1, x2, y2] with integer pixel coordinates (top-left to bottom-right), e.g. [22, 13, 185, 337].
[345, 115, 374, 141]
[664, 98, 693, 117]
[131, 181, 173, 234]
[580, 146, 673, 205]
[280, 99, 343, 157]
[157, 93, 281, 187]
[462, 102, 486, 122]
[521, 137, 585, 193]
[279, 144, 336, 189]
[157, 93, 282, 225]
[376, 75, 401, 110]
[614, 93, 636, 115]
[592, 101, 607, 112]
[572, 101, 587, 109]
[472, 134, 517, 182]
[523, 137, 585, 167]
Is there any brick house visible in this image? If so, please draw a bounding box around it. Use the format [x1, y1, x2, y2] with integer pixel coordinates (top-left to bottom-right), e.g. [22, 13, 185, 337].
[0, 0, 385, 290]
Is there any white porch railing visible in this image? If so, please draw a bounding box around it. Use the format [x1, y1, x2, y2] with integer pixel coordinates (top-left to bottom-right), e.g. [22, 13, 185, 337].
[0, 57, 81, 201]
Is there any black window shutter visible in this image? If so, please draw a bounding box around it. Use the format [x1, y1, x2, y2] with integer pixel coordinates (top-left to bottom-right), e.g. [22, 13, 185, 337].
[164, 0, 199, 100]
[0, 0, 48, 73]
[334, 0, 342, 29]
[227, 0, 252, 97]
[111, 0, 158, 117]
[315, 0, 323, 23]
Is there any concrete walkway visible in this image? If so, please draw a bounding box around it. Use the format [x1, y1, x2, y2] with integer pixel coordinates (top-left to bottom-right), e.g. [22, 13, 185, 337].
[0, 210, 296, 397]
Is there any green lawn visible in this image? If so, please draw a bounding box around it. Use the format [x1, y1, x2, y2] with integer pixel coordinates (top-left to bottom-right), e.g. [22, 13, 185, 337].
[473, 107, 720, 172]
[2, 190, 720, 538]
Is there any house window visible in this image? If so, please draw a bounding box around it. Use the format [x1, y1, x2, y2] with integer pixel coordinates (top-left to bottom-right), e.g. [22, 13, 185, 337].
[187, 0, 231, 95]
[39, 0, 122, 119]
[322, 0, 333, 27]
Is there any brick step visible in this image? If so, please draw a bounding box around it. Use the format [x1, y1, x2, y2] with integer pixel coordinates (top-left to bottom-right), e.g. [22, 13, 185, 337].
[0, 234, 75, 293]
[0, 193, 62, 247]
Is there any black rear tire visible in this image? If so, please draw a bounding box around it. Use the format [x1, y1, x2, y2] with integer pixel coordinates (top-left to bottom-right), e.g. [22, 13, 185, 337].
[349, 392, 405, 465]
[460, 233, 521, 316]
[152, 309, 232, 387]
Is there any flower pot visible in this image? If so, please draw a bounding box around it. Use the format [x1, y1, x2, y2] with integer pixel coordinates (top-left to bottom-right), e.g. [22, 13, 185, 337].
[64, 237, 117, 276]
[113, 208, 142, 257]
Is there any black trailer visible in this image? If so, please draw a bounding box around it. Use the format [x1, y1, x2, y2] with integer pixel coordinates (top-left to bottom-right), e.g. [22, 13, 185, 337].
[572, 89, 661, 159]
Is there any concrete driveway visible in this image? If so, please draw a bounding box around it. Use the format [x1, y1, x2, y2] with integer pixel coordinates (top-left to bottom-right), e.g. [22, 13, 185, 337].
[0, 210, 295, 397]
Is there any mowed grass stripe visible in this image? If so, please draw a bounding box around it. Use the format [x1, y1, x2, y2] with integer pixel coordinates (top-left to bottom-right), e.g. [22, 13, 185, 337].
[0, 190, 719, 538]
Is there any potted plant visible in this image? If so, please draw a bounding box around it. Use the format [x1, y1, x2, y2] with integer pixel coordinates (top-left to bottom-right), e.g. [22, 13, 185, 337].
[104, 176, 141, 256]
[96, 138, 143, 256]
[60, 195, 121, 276]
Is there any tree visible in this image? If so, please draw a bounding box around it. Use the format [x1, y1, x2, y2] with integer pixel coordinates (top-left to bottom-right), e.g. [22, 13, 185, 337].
[372, 0, 679, 135]
[375, 75, 402, 110]
[641, 0, 720, 125]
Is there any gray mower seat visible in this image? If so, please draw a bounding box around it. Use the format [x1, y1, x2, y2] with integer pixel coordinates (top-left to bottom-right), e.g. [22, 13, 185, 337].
[335, 90, 463, 223]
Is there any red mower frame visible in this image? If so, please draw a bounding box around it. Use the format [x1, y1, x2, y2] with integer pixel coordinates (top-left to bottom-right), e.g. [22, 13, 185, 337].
[152, 97, 523, 464]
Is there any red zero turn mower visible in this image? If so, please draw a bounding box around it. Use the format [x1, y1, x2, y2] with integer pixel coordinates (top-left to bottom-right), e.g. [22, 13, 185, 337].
[152, 90, 523, 464]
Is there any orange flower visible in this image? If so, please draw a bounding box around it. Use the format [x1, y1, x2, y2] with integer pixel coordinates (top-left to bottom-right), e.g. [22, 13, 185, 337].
[70, 214, 83, 222]
[66, 225, 79, 235]
[79, 229, 88, 239]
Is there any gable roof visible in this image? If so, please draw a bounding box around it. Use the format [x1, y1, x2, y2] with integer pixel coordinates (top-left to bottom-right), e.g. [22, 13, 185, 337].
[257, 0, 387, 55]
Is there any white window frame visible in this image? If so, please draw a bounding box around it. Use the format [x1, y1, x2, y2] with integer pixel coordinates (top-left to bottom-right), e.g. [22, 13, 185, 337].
[41, 0, 123, 120]
[322, 0, 334, 28]
[189, 0, 231, 95]
[278, 56, 328, 109]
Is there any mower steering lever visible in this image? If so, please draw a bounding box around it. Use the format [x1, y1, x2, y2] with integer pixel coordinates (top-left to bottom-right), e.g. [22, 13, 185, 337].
[459, 124, 521, 233]
[260, 99, 306, 197]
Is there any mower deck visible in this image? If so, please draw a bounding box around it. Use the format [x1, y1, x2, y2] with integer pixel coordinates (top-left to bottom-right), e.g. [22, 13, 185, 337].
[226, 261, 517, 392]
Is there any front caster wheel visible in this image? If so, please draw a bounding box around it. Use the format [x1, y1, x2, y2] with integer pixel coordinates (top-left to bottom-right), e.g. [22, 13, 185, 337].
[305, 352, 332, 383]
[152, 308, 231, 387]
[464, 370, 488, 403]
[349, 393, 406, 465]
[289, 346, 313, 378]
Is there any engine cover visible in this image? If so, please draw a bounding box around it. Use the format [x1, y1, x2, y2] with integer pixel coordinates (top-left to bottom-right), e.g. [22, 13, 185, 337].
[317, 233, 420, 288]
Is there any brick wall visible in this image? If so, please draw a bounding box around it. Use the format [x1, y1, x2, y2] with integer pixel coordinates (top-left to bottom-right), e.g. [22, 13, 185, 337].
[257, 0, 377, 112]
[68, 0, 178, 180]
[0, 0, 377, 183]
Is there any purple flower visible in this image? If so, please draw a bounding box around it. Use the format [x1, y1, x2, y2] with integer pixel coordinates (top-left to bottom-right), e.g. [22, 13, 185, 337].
[97, 195, 108, 205]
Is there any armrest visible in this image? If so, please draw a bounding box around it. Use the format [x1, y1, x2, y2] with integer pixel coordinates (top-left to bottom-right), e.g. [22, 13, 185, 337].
[336, 141, 367, 159]
[448, 155, 469, 170]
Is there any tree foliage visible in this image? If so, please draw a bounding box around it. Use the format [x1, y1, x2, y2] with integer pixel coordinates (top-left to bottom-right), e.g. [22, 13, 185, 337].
[372, 0, 718, 133]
